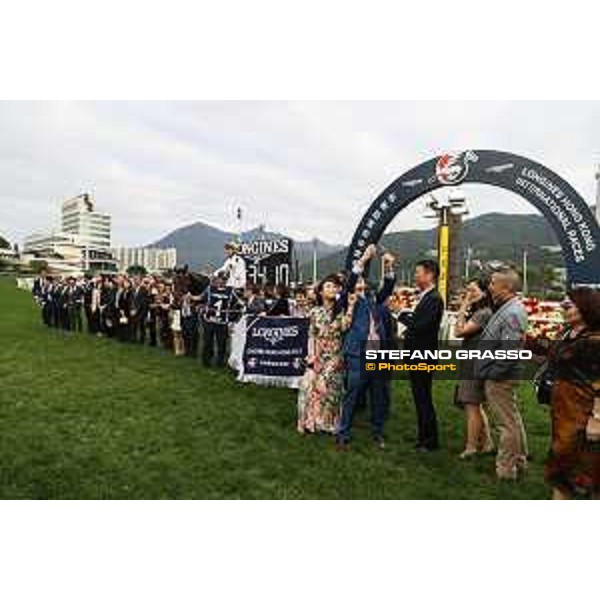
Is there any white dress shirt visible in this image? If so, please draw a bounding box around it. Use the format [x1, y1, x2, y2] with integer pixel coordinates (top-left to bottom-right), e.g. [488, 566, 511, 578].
[214, 254, 247, 289]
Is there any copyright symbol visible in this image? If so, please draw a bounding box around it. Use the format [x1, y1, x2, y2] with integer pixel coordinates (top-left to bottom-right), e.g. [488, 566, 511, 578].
[366, 363, 376, 371]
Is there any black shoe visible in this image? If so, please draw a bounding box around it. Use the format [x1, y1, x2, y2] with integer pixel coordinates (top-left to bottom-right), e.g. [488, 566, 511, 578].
[373, 436, 386, 450]
[416, 443, 439, 453]
[335, 439, 350, 452]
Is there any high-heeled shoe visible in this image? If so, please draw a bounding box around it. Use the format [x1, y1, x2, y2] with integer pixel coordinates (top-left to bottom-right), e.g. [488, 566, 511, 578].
[459, 448, 478, 460]
[479, 441, 495, 455]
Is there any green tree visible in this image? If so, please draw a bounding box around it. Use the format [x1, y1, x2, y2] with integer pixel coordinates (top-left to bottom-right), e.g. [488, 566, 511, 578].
[29, 260, 48, 274]
[0, 235, 10, 250]
[126, 264, 147, 276]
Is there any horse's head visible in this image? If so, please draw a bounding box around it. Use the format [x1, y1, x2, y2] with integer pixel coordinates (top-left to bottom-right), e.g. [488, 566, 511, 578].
[188, 272, 210, 295]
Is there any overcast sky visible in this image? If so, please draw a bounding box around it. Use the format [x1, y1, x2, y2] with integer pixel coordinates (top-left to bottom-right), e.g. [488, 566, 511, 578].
[1, 101, 599, 247]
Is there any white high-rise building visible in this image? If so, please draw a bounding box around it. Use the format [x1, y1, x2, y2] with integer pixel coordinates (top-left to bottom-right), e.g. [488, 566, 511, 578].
[61, 194, 111, 248]
[22, 193, 117, 275]
[112, 246, 177, 273]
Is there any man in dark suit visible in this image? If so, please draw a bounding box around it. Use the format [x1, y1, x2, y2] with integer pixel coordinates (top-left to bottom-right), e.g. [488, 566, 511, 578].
[115, 277, 134, 343]
[336, 245, 396, 450]
[40, 275, 54, 327]
[65, 277, 84, 332]
[32, 270, 45, 303]
[397, 259, 444, 451]
[131, 278, 151, 344]
[199, 275, 237, 368]
[55, 280, 69, 330]
[32, 270, 48, 324]
[99, 277, 117, 337]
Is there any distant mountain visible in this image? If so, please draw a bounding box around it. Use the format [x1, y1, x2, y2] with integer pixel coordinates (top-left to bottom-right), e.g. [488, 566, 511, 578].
[311, 211, 569, 278]
[151, 207, 598, 281]
[150, 221, 343, 271]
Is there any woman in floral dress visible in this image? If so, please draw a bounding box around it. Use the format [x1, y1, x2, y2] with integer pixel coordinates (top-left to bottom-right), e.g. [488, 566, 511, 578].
[297, 275, 355, 434]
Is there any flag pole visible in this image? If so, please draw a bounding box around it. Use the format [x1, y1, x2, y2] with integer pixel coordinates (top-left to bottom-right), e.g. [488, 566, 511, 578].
[235, 206, 243, 244]
[312, 238, 318, 283]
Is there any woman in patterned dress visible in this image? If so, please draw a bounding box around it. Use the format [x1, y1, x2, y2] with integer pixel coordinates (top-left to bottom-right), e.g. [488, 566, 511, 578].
[297, 275, 356, 434]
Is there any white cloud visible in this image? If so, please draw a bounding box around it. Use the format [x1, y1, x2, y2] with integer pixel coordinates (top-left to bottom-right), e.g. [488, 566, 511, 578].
[0, 101, 598, 247]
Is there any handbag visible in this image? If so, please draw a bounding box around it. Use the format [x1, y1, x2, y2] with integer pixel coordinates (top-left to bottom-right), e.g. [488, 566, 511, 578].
[532, 361, 554, 405]
[532, 330, 572, 405]
[533, 360, 595, 406]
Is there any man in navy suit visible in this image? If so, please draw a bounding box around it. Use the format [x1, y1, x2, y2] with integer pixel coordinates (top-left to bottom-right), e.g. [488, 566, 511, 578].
[336, 244, 396, 451]
[397, 259, 444, 451]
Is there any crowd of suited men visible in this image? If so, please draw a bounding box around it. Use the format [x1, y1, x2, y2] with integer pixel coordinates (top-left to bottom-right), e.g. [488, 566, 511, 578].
[31, 267, 305, 368]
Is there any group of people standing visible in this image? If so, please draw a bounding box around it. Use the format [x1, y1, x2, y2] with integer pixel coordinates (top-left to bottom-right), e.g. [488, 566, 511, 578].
[31, 242, 313, 368]
[32, 252, 251, 366]
[297, 243, 445, 453]
[454, 273, 600, 497]
[30, 239, 600, 498]
[297, 243, 600, 498]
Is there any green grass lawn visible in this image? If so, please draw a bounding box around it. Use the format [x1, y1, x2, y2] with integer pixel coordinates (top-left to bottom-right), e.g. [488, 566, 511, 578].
[0, 276, 551, 499]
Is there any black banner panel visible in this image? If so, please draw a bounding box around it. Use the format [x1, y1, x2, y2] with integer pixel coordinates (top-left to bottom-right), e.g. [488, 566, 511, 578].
[242, 238, 293, 286]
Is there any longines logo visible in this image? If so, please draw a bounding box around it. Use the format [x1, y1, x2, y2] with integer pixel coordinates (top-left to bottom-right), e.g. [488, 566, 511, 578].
[241, 238, 291, 261]
[252, 325, 299, 346]
[434, 150, 478, 185]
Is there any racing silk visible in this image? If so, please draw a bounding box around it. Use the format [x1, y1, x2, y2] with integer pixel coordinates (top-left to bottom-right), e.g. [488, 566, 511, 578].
[214, 254, 247, 289]
[200, 285, 243, 324]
